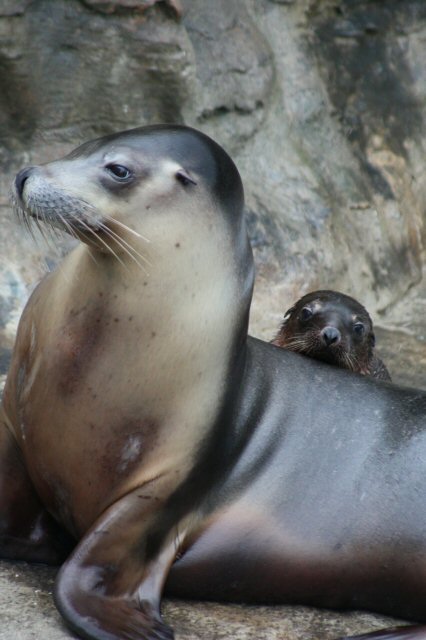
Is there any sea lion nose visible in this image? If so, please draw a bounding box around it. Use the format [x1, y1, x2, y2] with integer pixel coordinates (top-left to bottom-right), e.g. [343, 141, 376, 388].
[321, 326, 341, 346]
[15, 167, 35, 198]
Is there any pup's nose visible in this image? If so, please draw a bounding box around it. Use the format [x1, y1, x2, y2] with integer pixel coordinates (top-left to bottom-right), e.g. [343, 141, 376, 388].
[321, 326, 341, 347]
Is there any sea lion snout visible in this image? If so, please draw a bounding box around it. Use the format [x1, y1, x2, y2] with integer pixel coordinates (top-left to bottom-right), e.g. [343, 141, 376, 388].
[321, 326, 341, 347]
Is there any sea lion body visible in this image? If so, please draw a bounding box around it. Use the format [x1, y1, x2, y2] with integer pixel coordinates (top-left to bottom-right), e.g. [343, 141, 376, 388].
[272, 290, 391, 381]
[0, 125, 425, 640]
[168, 340, 426, 621]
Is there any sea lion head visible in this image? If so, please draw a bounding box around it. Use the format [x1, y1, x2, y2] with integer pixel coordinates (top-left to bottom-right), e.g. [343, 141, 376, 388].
[11, 125, 249, 265]
[272, 290, 376, 373]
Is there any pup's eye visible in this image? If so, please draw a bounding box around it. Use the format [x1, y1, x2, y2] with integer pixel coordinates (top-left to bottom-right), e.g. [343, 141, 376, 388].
[353, 323, 365, 337]
[106, 164, 133, 181]
[175, 169, 197, 187]
[300, 307, 313, 321]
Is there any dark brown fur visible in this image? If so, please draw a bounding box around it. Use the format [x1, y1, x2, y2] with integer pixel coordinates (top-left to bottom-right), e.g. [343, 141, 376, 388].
[272, 290, 391, 381]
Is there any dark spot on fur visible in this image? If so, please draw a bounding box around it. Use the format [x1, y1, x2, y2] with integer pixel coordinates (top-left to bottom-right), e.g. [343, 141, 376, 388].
[128, 316, 133, 321]
[151, 331, 156, 338]
[69, 305, 87, 318]
[175, 242, 180, 248]
[143, 282, 148, 286]
[114, 318, 119, 323]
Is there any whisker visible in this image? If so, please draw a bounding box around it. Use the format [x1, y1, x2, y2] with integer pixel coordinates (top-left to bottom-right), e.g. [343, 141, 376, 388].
[31, 205, 51, 249]
[66, 205, 152, 272]
[41, 206, 58, 252]
[96, 222, 151, 272]
[78, 204, 150, 243]
[102, 233, 149, 274]
[58, 213, 80, 244]
[12, 196, 36, 242]
[14, 190, 152, 276]
[68, 213, 129, 271]
[341, 351, 356, 371]
[279, 334, 316, 353]
[103, 215, 151, 243]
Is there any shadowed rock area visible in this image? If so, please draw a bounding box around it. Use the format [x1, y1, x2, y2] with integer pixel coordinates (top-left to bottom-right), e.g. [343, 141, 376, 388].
[1, 0, 426, 638]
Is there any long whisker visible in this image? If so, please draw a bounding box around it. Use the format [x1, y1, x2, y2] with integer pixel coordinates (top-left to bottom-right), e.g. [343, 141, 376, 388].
[68, 213, 129, 271]
[283, 341, 309, 352]
[278, 333, 315, 352]
[57, 213, 82, 247]
[71, 204, 152, 272]
[100, 230, 149, 274]
[78, 203, 151, 243]
[31, 203, 55, 251]
[40, 202, 58, 252]
[22, 207, 36, 241]
[102, 214, 151, 243]
[96, 222, 151, 272]
[14, 187, 152, 276]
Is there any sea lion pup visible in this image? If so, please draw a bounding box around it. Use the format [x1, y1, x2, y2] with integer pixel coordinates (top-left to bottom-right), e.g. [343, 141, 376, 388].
[2, 125, 426, 640]
[272, 290, 391, 381]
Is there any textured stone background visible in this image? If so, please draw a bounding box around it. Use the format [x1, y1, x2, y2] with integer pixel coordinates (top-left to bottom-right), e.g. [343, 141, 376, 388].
[1, 0, 426, 638]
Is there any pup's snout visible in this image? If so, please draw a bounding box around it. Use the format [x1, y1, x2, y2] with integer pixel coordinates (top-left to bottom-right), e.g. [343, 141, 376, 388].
[321, 326, 341, 347]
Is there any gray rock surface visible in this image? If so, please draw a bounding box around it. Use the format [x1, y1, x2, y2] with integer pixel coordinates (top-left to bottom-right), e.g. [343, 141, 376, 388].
[1, 0, 426, 638]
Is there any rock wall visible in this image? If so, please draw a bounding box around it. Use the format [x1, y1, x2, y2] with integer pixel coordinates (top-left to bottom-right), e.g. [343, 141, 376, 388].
[1, 0, 425, 347]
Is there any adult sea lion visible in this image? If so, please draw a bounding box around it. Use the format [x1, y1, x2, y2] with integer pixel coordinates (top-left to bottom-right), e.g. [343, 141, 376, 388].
[272, 290, 391, 380]
[2, 125, 426, 640]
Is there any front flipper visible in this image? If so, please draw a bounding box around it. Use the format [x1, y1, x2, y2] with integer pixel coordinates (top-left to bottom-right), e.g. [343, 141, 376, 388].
[54, 487, 184, 640]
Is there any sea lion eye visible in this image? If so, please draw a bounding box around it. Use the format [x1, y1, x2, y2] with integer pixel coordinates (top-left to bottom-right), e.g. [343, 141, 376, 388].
[106, 164, 133, 181]
[175, 169, 197, 187]
[300, 307, 313, 321]
[353, 322, 365, 337]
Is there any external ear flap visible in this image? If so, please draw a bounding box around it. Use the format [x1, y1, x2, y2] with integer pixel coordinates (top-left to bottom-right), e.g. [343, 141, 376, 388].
[282, 305, 295, 324]
[175, 168, 197, 187]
